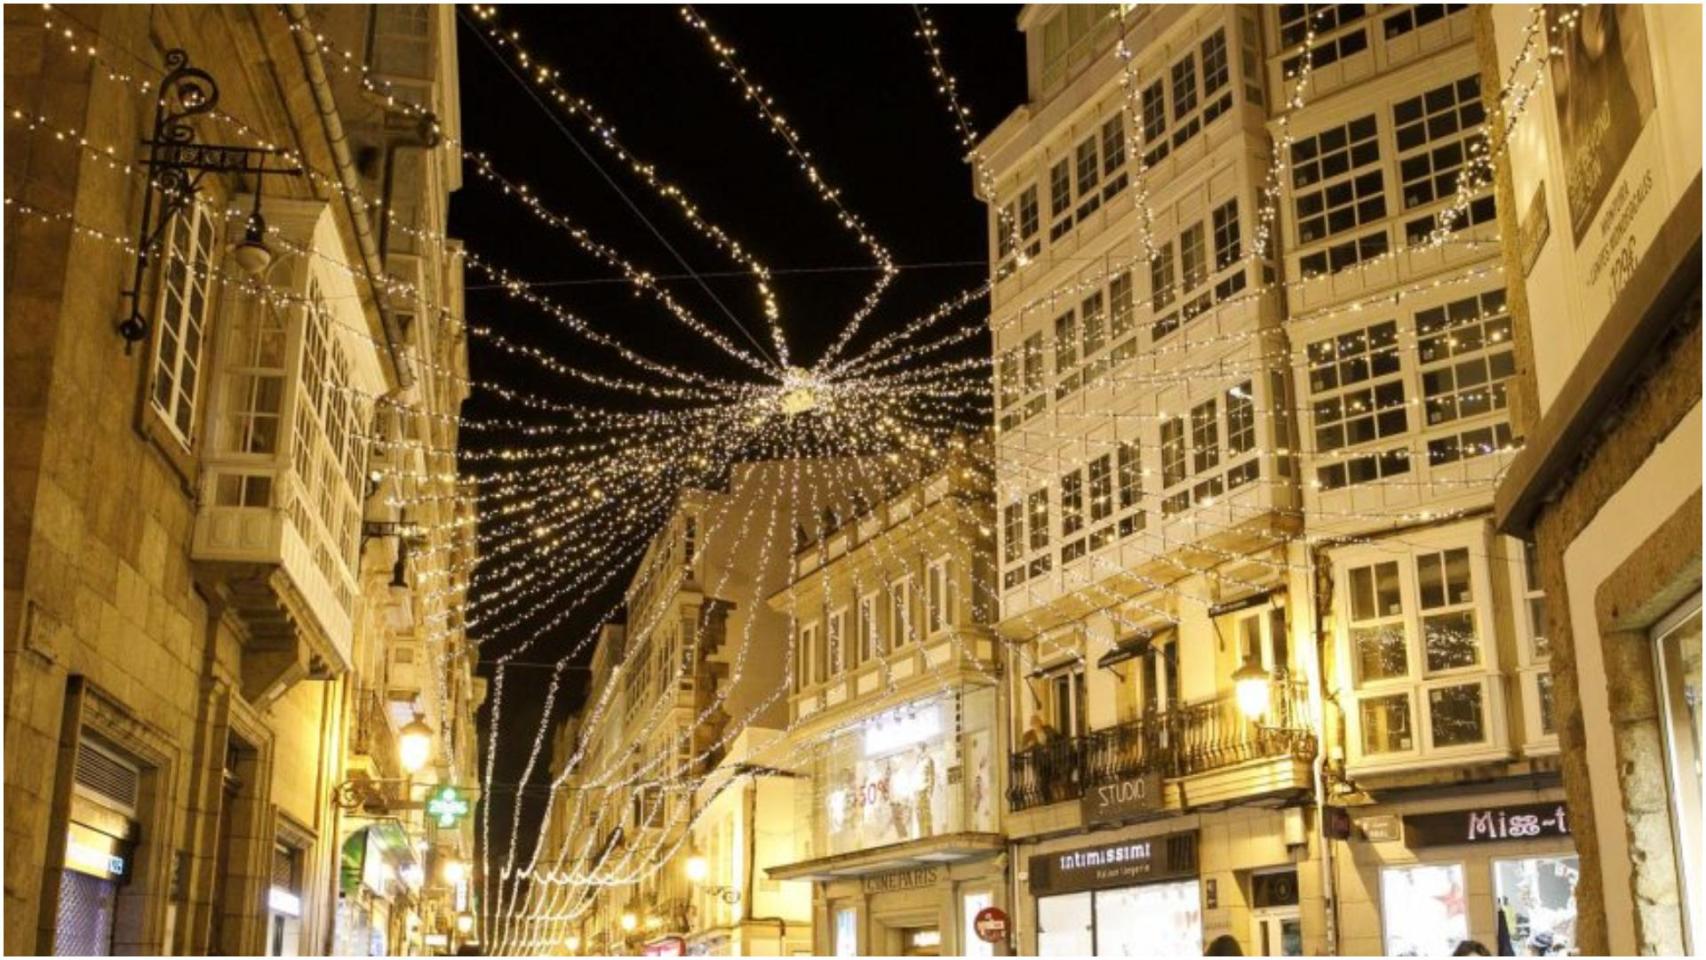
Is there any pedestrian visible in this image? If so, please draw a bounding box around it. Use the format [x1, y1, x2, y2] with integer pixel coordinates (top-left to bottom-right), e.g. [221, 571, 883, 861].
[1452, 939, 1492, 956]
[1205, 933, 1244, 955]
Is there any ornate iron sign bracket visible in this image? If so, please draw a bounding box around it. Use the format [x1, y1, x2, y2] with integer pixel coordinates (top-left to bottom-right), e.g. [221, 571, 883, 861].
[119, 49, 302, 349]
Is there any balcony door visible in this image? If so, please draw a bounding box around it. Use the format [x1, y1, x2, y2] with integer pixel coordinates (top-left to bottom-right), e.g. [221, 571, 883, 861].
[1143, 636, 1180, 715]
[1049, 668, 1086, 738]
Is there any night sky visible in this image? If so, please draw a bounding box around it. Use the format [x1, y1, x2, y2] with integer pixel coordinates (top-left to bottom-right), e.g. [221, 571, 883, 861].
[445, 6, 1026, 862]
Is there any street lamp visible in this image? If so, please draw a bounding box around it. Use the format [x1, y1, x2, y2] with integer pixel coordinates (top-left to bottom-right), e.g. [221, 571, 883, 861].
[232, 191, 274, 276]
[1233, 657, 1272, 722]
[399, 717, 434, 774]
[686, 850, 742, 905]
[442, 857, 466, 886]
[619, 911, 638, 933]
[455, 911, 475, 935]
[565, 934, 581, 953]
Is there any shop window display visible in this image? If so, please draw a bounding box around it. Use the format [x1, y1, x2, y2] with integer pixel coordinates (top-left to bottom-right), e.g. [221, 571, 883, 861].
[1037, 892, 1094, 957]
[1493, 856, 1580, 955]
[1036, 881, 1202, 957]
[1094, 881, 1202, 957]
[819, 692, 996, 856]
[1381, 862, 1469, 956]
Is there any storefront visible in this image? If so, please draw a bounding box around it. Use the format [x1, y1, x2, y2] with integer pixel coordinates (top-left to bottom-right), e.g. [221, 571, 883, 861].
[53, 737, 142, 956]
[333, 825, 421, 956]
[772, 687, 1007, 956]
[816, 862, 1006, 958]
[1343, 792, 1580, 955]
[815, 692, 998, 856]
[1028, 830, 1202, 956]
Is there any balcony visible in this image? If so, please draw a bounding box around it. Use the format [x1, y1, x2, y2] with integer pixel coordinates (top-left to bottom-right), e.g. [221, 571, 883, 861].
[1008, 678, 1316, 814]
[349, 688, 402, 784]
[191, 198, 385, 699]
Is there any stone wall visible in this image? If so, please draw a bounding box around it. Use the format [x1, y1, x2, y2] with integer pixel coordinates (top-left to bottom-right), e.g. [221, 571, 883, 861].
[1526, 309, 1702, 955]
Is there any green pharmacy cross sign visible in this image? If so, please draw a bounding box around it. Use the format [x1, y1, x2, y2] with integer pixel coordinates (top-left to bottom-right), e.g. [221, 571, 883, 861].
[426, 786, 470, 828]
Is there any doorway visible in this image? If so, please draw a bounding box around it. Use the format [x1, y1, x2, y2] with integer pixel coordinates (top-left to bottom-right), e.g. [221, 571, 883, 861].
[1250, 869, 1303, 956]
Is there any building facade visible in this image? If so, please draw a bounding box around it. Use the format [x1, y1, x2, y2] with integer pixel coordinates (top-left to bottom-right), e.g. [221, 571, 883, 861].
[977, 4, 1592, 956]
[1488, 5, 1701, 955]
[531, 461, 848, 956]
[980, 5, 1323, 956]
[766, 450, 1004, 958]
[3, 4, 479, 955]
[683, 727, 814, 956]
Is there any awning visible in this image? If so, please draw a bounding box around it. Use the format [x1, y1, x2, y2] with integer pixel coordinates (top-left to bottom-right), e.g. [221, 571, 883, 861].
[1097, 626, 1175, 669]
[1207, 586, 1285, 618]
[766, 831, 1004, 882]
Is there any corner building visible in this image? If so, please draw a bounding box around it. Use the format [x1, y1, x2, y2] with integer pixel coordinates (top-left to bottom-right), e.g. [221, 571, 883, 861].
[980, 4, 1579, 956]
[766, 450, 1004, 957]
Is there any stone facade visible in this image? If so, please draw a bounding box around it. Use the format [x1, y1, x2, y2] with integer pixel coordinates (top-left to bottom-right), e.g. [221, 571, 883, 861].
[1487, 3, 1702, 953]
[4, 5, 479, 955]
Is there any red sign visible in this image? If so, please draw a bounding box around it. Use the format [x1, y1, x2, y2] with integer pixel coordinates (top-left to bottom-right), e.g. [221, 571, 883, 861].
[643, 936, 684, 957]
[973, 906, 1009, 944]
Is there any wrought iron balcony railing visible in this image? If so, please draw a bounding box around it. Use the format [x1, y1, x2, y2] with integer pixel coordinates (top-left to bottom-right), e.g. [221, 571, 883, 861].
[1007, 677, 1316, 812]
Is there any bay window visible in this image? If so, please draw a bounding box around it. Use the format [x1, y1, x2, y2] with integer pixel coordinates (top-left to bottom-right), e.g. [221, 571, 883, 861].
[1060, 469, 1085, 538]
[1028, 488, 1051, 551]
[1308, 319, 1409, 491]
[1088, 454, 1113, 523]
[1341, 535, 1504, 769]
[194, 200, 384, 672]
[1512, 538, 1557, 747]
[151, 200, 220, 446]
[1003, 501, 1024, 563]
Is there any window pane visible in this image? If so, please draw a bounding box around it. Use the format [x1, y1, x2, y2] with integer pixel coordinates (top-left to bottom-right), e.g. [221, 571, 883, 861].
[1423, 611, 1479, 672]
[1360, 694, 1412, 753]
[1354, 625, 1408, 681]
[1428, 682, 1485, 746]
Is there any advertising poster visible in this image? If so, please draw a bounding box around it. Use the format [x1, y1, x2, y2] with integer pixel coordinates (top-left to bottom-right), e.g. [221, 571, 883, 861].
[1547, 5, 1656, 244]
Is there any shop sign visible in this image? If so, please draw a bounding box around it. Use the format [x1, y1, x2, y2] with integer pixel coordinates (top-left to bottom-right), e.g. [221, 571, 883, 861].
[1403, 802, 1571, 848]
[423, 934, 448, 948]
[1358, 815, 1401, 842]
[426, 785, 471, 827]
[1028, 830, 1197, 897]
[861, 866, 938, 894]
[64, 822, 127, 880]
[972, 906, 1009, 944]
[1080, 769, 1165, 825]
